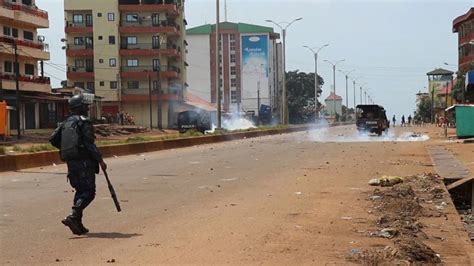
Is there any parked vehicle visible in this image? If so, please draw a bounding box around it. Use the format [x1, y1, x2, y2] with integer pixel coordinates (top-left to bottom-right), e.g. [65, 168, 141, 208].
[356, 104, 389, 136]
[177, 110, 211, 133]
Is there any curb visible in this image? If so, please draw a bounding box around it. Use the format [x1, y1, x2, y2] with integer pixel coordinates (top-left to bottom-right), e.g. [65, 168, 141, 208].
[0, 123, 350, 172]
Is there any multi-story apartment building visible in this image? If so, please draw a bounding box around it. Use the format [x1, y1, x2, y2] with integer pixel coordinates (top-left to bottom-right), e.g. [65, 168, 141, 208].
[0, 0, 61, 130]
[453, 7, 474, 74]
[64, 0, 186, 128]
[186, 22, 282, 117]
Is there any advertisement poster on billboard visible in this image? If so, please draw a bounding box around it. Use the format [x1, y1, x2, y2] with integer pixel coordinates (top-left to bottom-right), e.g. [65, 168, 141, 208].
[241, 34, 269, 111]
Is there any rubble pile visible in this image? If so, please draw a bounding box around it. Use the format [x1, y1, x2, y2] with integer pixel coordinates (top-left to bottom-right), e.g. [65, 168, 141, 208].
[94, 124, 148, 137]
[348, 173, 445, 264]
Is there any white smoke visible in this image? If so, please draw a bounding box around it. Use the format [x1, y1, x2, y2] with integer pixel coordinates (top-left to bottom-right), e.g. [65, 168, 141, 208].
[306, 124, 430, 143]
[206, 113, 256, 133]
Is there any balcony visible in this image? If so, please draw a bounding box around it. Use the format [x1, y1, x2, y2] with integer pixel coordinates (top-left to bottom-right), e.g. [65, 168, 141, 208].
[460, 54, 474, 66]
[0, 36, 50, 60]
[66, 44, 94, 57]
[65, 21, 93, 34]
[118, 3, 179, 17]
[0, 0, 49, 28]
[119, 20, 180, 36]
[0, 73, 51, 93]
[459, 32, 474, 46]
[121, 92, 179, 103]
[67, 68, 95, 79]
[120, 66, 179, 79]
[119, 43, 180, 57]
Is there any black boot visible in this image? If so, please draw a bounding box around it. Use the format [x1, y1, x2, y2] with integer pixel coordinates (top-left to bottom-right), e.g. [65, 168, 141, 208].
[61, 215, 83, 235]
[72, 207, 89, 234]
[77, 217, 89, 234]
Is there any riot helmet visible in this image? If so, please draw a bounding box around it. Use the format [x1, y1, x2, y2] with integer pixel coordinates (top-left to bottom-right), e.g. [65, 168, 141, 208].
[68, 94, 89, 114]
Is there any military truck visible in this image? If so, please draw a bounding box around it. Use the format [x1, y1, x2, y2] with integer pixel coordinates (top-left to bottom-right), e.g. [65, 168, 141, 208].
[356, 104, 389, 136]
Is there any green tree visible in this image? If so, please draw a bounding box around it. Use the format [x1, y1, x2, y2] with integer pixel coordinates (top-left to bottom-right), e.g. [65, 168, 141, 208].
[415, 96, 431, 123]
[286, 70, 324, 124]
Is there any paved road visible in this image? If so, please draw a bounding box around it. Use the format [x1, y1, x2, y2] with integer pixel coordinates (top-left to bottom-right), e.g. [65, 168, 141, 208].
[0, 126, 471, 264]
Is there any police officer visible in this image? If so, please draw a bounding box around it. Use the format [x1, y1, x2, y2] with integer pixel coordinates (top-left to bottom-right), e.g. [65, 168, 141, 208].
[55, 94, 107, 235]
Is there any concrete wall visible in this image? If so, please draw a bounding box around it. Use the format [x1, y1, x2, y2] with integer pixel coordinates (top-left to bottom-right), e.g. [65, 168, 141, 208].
[186, 34, 211, 102]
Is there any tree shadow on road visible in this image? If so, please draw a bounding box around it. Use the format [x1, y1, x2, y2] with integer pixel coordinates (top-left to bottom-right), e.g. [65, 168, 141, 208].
[70, 232, 142, 239]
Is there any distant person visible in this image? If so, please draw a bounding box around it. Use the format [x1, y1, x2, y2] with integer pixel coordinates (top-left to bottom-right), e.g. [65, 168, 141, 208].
[392, 115, 396, 127]
[119, 111, 124, 125]
[407, 115, 412, 126]
[401, 115, 406, 127]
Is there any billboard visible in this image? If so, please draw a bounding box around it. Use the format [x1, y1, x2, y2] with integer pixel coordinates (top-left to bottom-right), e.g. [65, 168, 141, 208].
[241, 34, 269, 111]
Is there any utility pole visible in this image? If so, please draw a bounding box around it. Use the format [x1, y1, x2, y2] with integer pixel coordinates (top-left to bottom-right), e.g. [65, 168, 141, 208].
[360, 86, 363, 105]
[148, 74, 153, 129]
[157, 68, 162, 130]
[324, 59, 345, 118]
[266, 17, 302, 124]
[14, 41, 20, 139]
[353, 80, 356, 108]
[257, 82, 260, 125]
[216, 0, 221, 129]
[303, 44, 328, 121]
[339, 69, 355, 120]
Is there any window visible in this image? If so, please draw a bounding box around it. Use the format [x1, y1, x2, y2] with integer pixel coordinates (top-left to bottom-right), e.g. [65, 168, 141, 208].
[127, 59, 138, 67]
[73, 14, 83, 24]
[231, 66, 236, 75]
[231, 90, 237, 103]
[126, 14, 139, 22]
[99, 59, 104, 64]
[74, 37, 84, 45]
[99, 81, 104, 86]
[230, 54, 236, 63]
[97, 13, 102, 17]
[4, 61, 12, 73]
[98, 36, 103, 40]
[86, 82, 94, 91]
[110, 81, 117, 89]
[74, 59, 84, 68]
[109, 58, 116, 67]
[153, 80, 159, 90]
[3, 26, 10, 36]
[126, 36, 137, 45]
[229, 34, 236, 51]
[23, 31, 34, 41]
[231, 78, 237, 87]
[25, 64, 34, 75]
[109, 36, 115, 45]
[152, 59, 160, 71]
[127, 81, 139, 89]
[108, 13, 115, 21]
[11, 28, 18, 38]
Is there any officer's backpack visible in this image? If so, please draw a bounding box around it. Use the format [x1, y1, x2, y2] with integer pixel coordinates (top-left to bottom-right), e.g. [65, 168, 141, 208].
[59, 117, 83, 161]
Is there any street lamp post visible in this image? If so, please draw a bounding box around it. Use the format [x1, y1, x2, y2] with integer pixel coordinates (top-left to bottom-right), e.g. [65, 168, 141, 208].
[359, 82, 367, 105]
[303, 44, 329, 121]
[216, 0, 221, 129]
[266, 17, 303, 124]
[339, 69, 355, 120]
[324, 59, 345, 118]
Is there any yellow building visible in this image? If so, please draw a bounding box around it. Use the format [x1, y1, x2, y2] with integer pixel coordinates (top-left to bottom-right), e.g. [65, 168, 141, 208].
[0, 0, 63, 131]
[64, 0, 187, 128]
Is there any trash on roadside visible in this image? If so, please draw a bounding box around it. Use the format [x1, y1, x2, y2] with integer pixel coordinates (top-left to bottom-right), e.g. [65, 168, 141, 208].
[368, 175, 403, 187]
[341, 216, 353, 220]
[370, 195, 382, 200]
[295, 192, 302, 195]
[371, 228, 398, 239]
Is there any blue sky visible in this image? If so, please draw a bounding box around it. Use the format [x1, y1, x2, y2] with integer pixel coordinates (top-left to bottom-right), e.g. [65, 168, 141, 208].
[37, 0, 473, 118]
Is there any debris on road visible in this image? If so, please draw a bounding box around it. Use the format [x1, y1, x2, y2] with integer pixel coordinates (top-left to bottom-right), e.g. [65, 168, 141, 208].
[94, 124, 147, 137]
[348, 173, 445, 264]
[368, 175, 403, 186]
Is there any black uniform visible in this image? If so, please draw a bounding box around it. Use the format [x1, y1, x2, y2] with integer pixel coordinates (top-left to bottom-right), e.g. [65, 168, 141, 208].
[65, 115, 102, 227]
[52, 114, 102, 235]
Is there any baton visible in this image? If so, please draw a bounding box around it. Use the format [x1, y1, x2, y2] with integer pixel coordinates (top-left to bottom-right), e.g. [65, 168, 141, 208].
[103, 169, 122, 212]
